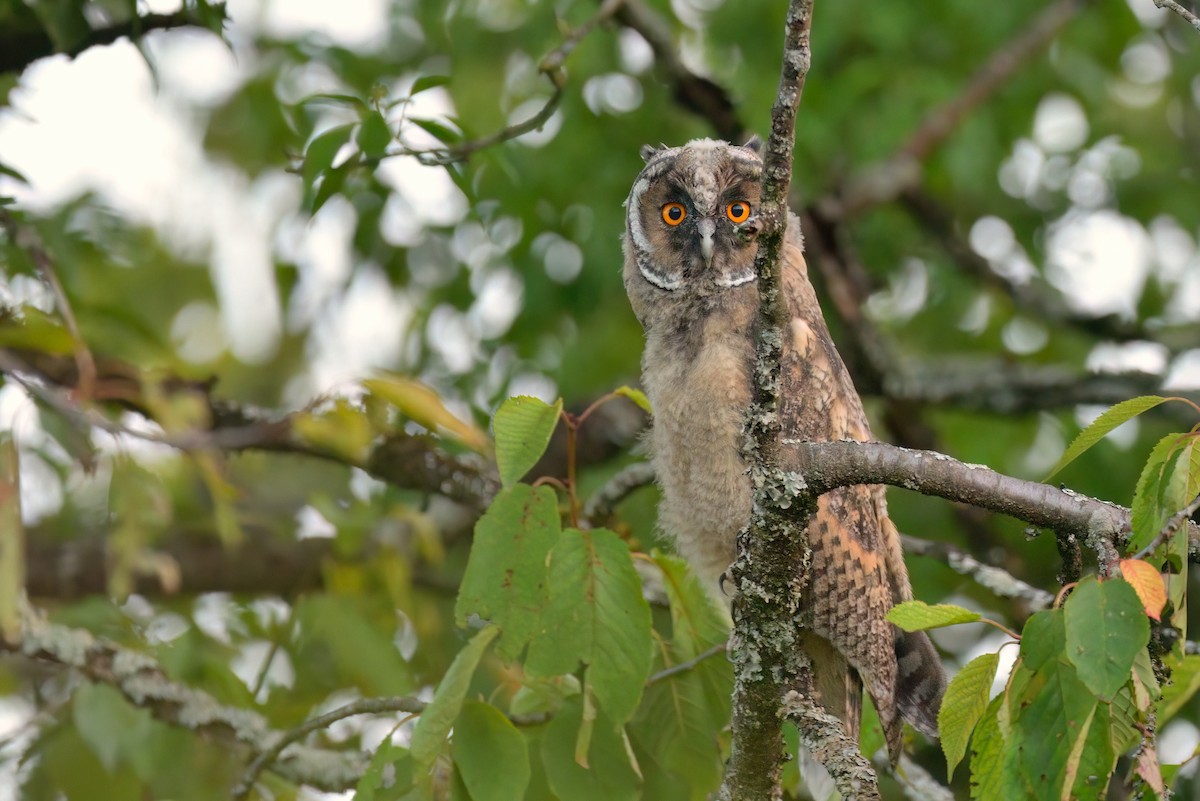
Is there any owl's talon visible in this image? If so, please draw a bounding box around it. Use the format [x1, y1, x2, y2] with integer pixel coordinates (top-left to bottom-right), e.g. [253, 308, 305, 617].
[718, 571, 732, 596]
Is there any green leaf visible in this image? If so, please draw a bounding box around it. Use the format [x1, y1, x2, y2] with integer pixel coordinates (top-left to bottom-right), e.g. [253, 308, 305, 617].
[1063, 577, 1149, 701]
[358, 110, 393, 159]
[452, 701, 530, 801]
[295, 596, 413, 695]
[457, 484, 561, 660]
[0, 161, 28, 184]
[365, 376, 491, 452]
[1012, 660, 1102, 800]
[631, 558, 729, 798]
[1044, 396, 1168, 481]
[310, 158, 354, 214]
[493, 396, 563, 487]
[541, 697, 640, 801]
[302, 123, 355, 186]
[886, 600, 980, 631]
[970, 696, 1022, 800]
[411, 117, 463, 145]
[354, 740, 415, 801]
[1019, 608, 1066, 672]
[526, 528, 653, 725]
[411, 75, 451, 95]
[1158, 654, 1200, 724]
[1131, 435, 1200, 554]
[940, 651, 999, 780]
[653, 552, 731, 720]
[410, 626, 500, 769]
[292, 400, 373, 464]
[301, 92, 369, 111]
[73, 684, 146, 772]
[614, 385, 652, 415]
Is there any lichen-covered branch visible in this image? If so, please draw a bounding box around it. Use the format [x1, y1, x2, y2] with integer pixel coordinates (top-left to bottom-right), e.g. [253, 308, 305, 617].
[721, 1, 843, 799]
[782, 690, 881, 801]
[8, 606, 368, 791]
[787, 439, 1200, 560]
[900, 535, 1056, 610]
[1154, 0, 1200, 33]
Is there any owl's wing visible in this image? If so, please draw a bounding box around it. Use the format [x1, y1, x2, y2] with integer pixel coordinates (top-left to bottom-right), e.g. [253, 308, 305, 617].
[776, 215, 945, 761]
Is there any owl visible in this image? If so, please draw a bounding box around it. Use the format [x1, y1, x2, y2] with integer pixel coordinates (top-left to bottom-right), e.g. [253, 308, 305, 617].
[622, 138, 945, 763]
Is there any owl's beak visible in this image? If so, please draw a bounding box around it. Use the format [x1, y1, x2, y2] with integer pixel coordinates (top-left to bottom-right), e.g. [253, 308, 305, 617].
[697, 217, 716, 267]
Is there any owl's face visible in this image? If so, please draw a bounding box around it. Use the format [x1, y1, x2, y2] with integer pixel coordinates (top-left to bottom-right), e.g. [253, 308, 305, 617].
[624, 138, 763, 294]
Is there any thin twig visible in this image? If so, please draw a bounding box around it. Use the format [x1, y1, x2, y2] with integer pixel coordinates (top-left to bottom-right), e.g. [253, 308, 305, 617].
[901, 0, 1084, 162]
[1154, 0, 1200, 33]
[582, 462, 656, 522]
[233, 696, 427, 799]
[1131, 493, 1200, 562]
[383, 0, 626, 166]
[645, 642, 727, 686]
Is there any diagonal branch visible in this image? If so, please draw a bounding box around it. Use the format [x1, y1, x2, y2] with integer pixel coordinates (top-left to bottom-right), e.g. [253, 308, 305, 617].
[0, 6, 225, 75]
[824, 0, 1086, 218]
[8, 606, 368, 791]
[611, 0, 746, 142]
[1154, 0, 1200, 33]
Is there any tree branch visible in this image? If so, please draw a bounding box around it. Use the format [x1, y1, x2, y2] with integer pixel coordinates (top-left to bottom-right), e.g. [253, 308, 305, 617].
[823, 0, 1086, 219]
[7, 606, 367, 791]
[897, 189, 1150, 343]
[611, 0, 746, 142]
[785, 439, 1200, 560]
[0, 6, 224, 75]
[722, 2, 854, 799]
[0, 346, 500, 512]
[901, 534, 1056, 610]
[1154, 0, 1200, 33]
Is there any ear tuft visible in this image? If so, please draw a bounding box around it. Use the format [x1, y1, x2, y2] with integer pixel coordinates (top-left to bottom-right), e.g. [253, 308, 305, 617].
[640, 144, 664, 163]
[740, 135, 764, 155]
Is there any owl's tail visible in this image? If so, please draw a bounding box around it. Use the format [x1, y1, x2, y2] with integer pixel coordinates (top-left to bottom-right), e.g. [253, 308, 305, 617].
[894, 628, 946, 739]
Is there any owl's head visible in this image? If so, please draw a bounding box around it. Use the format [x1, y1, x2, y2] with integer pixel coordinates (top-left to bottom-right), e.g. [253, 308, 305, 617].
[623, 137, 764, 293]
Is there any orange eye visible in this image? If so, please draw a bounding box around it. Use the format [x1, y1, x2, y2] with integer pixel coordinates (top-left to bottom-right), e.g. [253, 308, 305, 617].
[661, 203, 686, 226]
[726, 201, 751, 223]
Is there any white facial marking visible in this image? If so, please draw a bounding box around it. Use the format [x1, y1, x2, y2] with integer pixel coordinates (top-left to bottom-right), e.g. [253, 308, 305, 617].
[716, 269, 756, 288]
[638, 264, 682, 290]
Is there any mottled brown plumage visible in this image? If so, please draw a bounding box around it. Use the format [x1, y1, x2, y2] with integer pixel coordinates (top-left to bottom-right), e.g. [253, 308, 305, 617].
[622, 138, 945, 765]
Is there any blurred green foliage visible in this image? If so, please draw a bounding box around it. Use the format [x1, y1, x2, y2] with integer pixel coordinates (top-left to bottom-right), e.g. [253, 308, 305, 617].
[0, 0, 1199, 798]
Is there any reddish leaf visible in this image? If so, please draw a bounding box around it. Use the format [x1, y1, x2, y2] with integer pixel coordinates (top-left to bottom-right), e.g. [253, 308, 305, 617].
[1118, 560, 1167, 621]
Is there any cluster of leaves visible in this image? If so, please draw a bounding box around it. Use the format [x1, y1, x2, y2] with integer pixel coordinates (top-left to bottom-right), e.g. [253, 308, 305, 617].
[352, 393, 733, 800]
[889, 394, 1200, 800]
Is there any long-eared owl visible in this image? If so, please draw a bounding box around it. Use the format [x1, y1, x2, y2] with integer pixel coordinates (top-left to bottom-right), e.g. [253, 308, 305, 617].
[622, 137, 946, 762]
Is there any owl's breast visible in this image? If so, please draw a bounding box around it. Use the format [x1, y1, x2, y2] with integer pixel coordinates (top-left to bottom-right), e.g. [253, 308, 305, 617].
[642, 308, 756, 588]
